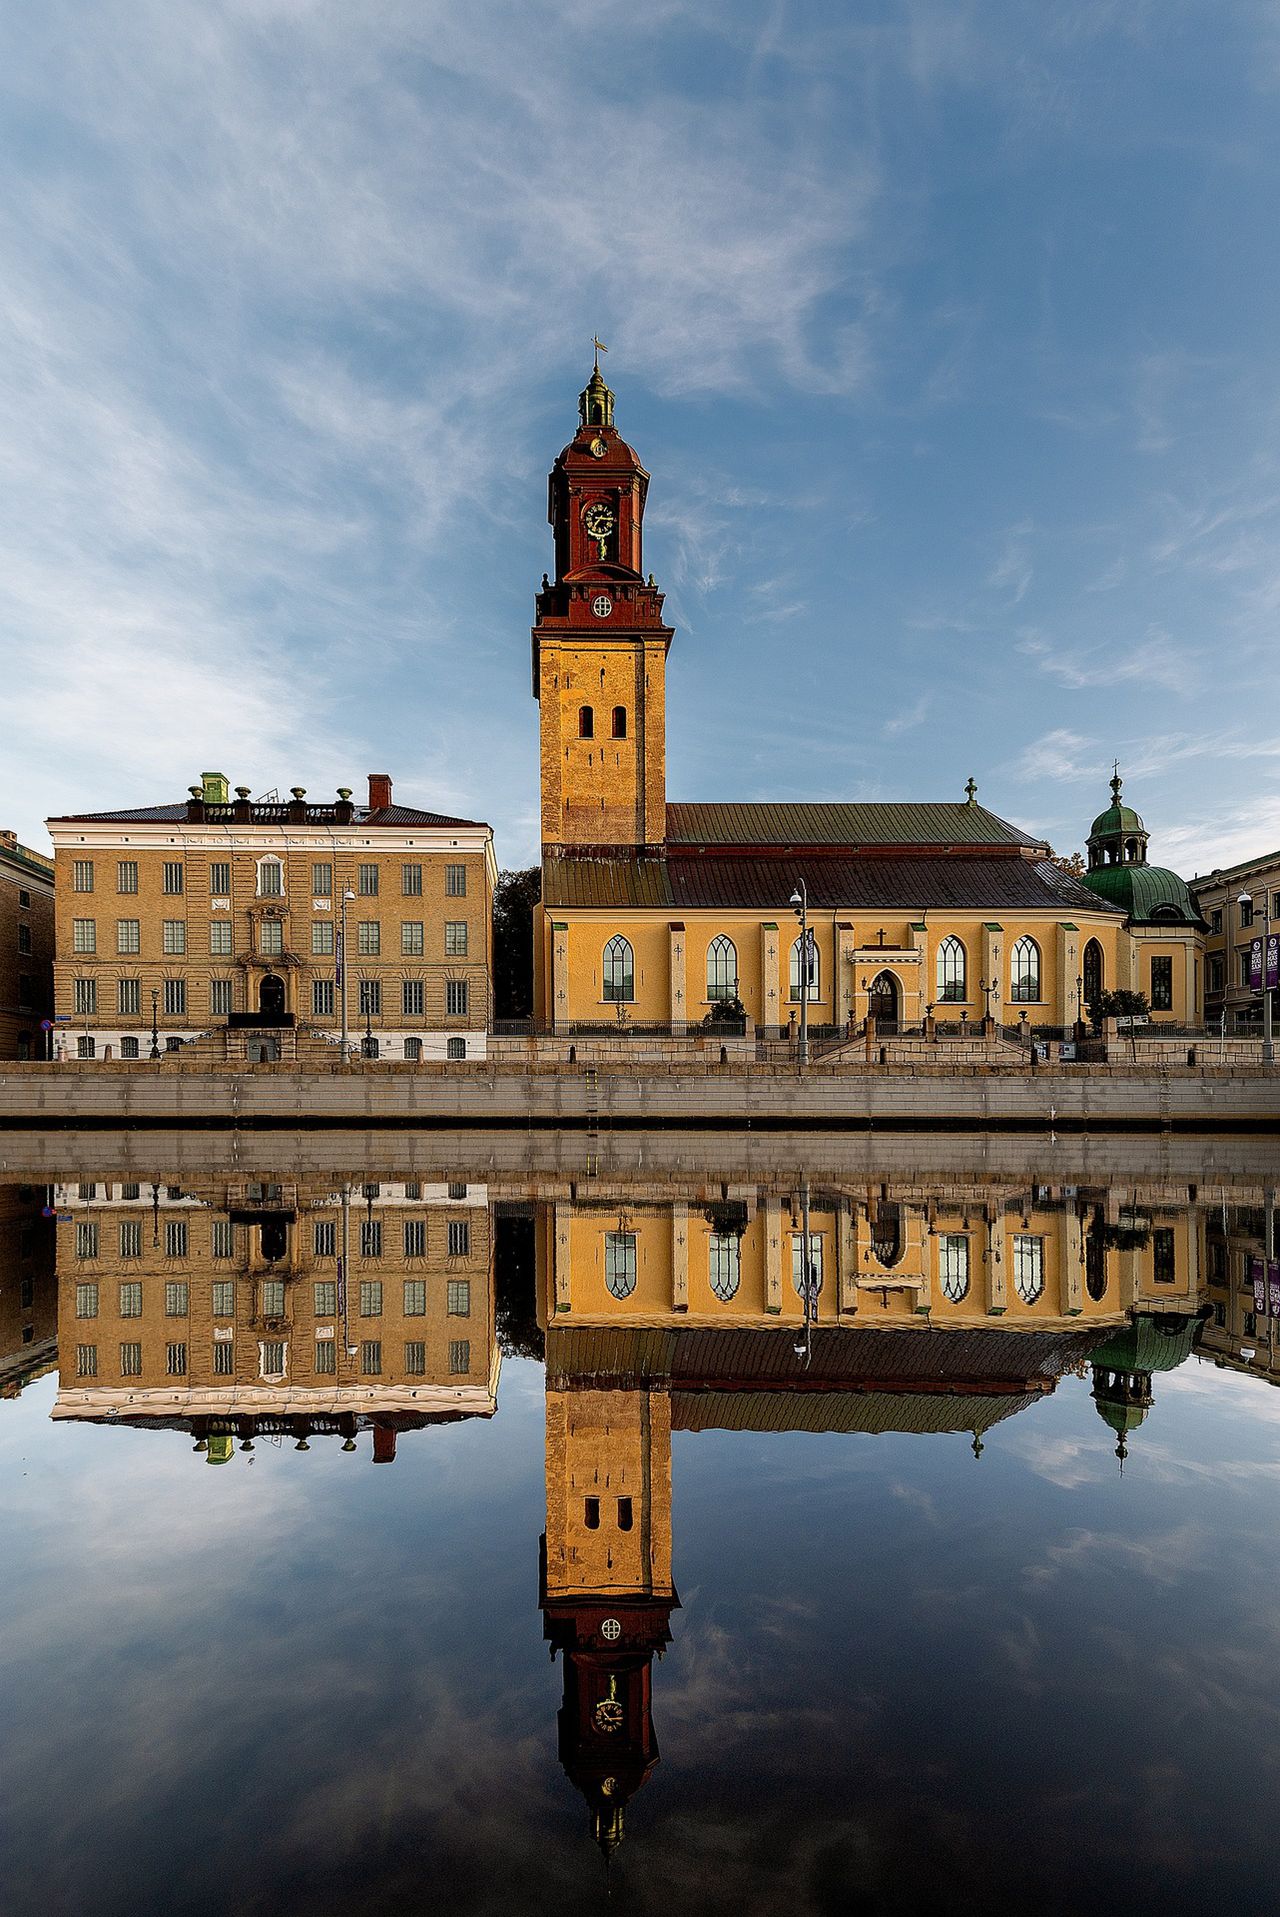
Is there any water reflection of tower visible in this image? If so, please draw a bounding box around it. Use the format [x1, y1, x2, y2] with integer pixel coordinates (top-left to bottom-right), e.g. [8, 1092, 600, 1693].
[540, 1375, 678, 1861]
[1089, 1309, 1207, 1466]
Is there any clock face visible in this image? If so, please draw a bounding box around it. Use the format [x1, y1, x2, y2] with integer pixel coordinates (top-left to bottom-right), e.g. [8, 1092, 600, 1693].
[592, 595, 613, 619]
[590, 437, 607, 458]
[582, 501, 615, 542]
[593, 1698, 624, 1734]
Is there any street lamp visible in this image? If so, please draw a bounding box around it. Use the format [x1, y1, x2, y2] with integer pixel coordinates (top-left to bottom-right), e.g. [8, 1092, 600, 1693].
[339, 887, 356, 1060]
[978, 976, 999, 1024]
[789, 881, 810, 1067]
[149, 987, 160, 1061]
[1238, 888, 1274, 1064]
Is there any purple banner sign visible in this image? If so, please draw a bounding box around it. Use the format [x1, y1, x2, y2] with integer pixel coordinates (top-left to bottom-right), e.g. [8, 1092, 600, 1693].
[1249, 935, 1280, 991]
[1248, 1255, 1280, 1315]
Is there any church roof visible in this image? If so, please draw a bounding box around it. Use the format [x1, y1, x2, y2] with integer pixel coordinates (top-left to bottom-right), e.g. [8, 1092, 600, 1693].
[666, 800, 1045, 850]
[1080, 863, 1203, 925]
[542, 851, 1123, 915]
[671, 1389, 1042, 1437]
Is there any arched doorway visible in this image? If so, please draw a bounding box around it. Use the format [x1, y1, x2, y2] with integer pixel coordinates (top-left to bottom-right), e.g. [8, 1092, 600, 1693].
[868, 970, 899, 1033]
[259, 974, 285, 1020]
[1083, 939, 1103, 1018]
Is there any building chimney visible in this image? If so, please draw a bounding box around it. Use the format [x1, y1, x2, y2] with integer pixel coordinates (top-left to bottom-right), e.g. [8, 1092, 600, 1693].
[367, 773, 393, 812]
[372, 1424, 398, 1464]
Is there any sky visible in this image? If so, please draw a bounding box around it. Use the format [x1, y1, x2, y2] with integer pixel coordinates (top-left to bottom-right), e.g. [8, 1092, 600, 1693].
[3, 0, 1279, 874]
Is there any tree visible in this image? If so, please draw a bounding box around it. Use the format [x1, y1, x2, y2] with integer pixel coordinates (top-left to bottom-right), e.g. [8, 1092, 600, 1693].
[1087, 987, 1150, 1059]
[1050, 849, 1087, 877]
[492, 867, 541, 1020]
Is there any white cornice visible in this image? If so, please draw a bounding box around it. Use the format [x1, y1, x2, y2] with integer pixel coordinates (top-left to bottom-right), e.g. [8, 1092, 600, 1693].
[47, 820, 494, 857]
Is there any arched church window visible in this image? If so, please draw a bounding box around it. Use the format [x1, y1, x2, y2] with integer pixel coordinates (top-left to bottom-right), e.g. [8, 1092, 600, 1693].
[1083, 939, 1103, 1010]
[1013, 1233, 1045, 1304]
[604, 1231, 637, 1299]
[939, 1234, 970, 1302]
[602, 935, 634, 1003]
[790, 933, 819, 1002]
[612, 706, 627, 739]
[870, 1202, 903, 1268]
[706, 935, 737, 1001]
[578, 706, 594, 739]
[936, 935, 966, 1003]
[1010, 936, 1041, 1003]
[708, 1232, 740, 1301]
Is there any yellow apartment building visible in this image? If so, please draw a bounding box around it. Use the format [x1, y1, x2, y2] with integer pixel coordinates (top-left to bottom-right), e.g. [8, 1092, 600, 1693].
[46, 772, 496, 1062]
[531, 367, 1203, 1036]
[50, 1174, 498, 1454]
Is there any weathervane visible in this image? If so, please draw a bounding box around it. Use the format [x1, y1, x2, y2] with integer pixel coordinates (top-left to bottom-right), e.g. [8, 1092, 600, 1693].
[592, 335, 608, 370]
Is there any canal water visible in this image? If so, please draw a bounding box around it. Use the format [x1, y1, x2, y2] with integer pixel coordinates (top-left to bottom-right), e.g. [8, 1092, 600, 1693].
[2, 1147, 1278, 1915]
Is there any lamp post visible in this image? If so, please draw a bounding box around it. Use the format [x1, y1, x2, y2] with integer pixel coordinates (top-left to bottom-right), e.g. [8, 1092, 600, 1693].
[978, 976, 998, 1025]
[339, 887, 355, 1060]
[789, 880, 810, 1067]
[1238, 888, 1274, 1064]
[149, 987, 160, 1061]
[793, 1181, 817, 1367]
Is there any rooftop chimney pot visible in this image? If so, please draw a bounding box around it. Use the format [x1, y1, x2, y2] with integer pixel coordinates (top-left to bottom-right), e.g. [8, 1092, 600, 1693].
[368, 773, 393, 812]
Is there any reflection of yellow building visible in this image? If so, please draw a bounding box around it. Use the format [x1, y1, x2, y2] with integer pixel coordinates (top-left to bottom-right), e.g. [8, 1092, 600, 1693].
[50, 1177, 499, 1457]
[0, 1182, 56, 1396]
[531, 369, 1201, 1036]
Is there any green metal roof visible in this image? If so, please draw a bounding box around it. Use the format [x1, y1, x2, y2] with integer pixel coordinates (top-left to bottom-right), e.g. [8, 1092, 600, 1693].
[665, 801, 1046, 850]
[1089, 801, 1145, 840]
[1080, 863, 1202, 925]
[1090, 1312, 1203, 1376]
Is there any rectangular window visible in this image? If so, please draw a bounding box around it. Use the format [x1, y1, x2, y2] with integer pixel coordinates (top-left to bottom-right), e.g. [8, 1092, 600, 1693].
[75, 1222, 99, 1260]
[404, 1221, 427, 1258]
[404, 1278, 427, 1315]
[74, 978, 98, 1020]
[117, 860, 138, 895]
[402, 979, 424, 1016]
[359, 979, 381, 1017]
[119, 1221, 142, 1259]
[165, 1278, 189, 1315]
[313, 1221, 337, 1257]
[445, 921, 468, 956]
[360, 1220, 383, 1259]
[447, 1182, 467, 1200]
[17, 923, 31, 953]
[1210, 907, 1223, 933]
[312, 862, 332, 897]
[73, 917, 96, 954]
[162, 920, 186, 955]
[1241, 951, 1254, 988]
[357, 921, 380, 955]
[401, 921, 424, 956]
[119, 1342, 143, 1378]
[358, 863, 379, 897]
[446, 980, 469, 1017]
[1241, 899, 1255, 928]
[361, 1340, 382, 1376]
[1152, 1226, 1176, 1285]
[76, 1344, 98, 1378]
[447, 1279, 471, 1316]
[260, 1341, 286, 1377]
[213, 1342, 234, 1375]
[73, 859, 94, 893]
[119, 1281, 142, 1317]
[312, 921, 334, 955]
[1151, 955, 1173, 1011]
[404, 1340, 427, 1375]
[163, 861, 184, 895]
[210, 979, 233, 1015]
[449, 1340, 470, 1375]
[116, 919, 140, 954]
[314, 1280, 337, 1316]
[164, 979, 186, 1016]
[212, 1277, 235, 1314]
[402, 863, 422, 896]
[314, 1337, 336, 1375]
[75, 1281, 99, 1319]
[445, 863, 467, 898]
[312, 978, 335, 1016]
[257, 860, 283, 897]
[447, 1220, 471, 1257]
[259, 919, 283, 956]
[260, 1279, 285, 1318]
[166, 1342, 187, 1377]
[360, 1278, 383, 1316]
[121, 1183, 139, 1200]
[77, 1034, 96, 1058]
[210, 862, 231, 897]
[118, 978, 141, 1016]
[209, 922, 232, 956]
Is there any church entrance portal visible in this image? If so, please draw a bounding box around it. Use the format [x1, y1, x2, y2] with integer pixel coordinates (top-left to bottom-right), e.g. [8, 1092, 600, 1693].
[1083, 940, 1103, 1019]
[868, 970, 900, 1033]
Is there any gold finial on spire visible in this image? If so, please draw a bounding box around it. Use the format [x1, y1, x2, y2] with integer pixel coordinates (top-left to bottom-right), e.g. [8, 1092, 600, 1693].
[593, 335, 608, 370]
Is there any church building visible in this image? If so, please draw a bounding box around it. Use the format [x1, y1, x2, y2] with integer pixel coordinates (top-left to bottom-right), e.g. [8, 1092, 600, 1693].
[532, 366, 1199, 1036]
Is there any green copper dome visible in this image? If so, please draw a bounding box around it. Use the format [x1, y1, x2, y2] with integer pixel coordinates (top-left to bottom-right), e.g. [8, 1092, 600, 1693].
[1090, 1312, 1203, 1376]
[1081, 861, 1201, 924]
[1090, 798, 1145, 838]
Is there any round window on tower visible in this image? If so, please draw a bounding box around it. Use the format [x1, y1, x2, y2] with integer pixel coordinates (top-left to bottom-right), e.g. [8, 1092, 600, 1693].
[592, 595, 613, 619]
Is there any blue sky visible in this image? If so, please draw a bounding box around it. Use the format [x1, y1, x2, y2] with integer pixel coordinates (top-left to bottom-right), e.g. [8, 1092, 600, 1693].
[3, 0, 1279, 873]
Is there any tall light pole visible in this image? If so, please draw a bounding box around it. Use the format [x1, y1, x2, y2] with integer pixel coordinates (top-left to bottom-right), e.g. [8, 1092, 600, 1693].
[149, 987, 160, 1061]
[789, 880, 810, 1067]
[1238, 887, 1274, 1064]
[339, 886, 355, 1060]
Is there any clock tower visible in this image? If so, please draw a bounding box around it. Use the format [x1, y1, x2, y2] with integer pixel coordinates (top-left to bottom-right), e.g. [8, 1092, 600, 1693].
[533, 364, 674, 854]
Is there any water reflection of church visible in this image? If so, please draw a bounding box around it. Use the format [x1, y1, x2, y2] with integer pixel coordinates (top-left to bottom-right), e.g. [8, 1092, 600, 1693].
[534, 1179, 1212, 1857]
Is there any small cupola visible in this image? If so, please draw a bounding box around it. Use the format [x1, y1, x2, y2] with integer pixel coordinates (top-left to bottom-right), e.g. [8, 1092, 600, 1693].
[1086, 767, 1149, 870]
[579, 364, 615, 430]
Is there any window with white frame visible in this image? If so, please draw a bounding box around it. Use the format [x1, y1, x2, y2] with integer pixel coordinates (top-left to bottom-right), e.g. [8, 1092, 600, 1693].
[211, 979, 233, 1015]
[162, 920, 186, 955]
[602, 935, 634, 1002]
[75, 1281, 99, 1318]
[118, 978, 141, 1016]
[445, 921, 468, 957]
[117, 919, 140, 954]
[119, 1281, 142, 1317]
[210, 861, 231, 897]
[708, 1232, 740, 1300]
[358, 863, 379, 896]
[404, 1221, 426, 1258]
[213, 1342, 235, 1375]
[312, 978, 334, 1016]
[1012, 1234, 1045, 1303]
[314, 1280, 337, 1314]
[75, 1220, 99, 1259]
[163, 861, 184, 895]
[790, 933, 819, 1002]
[360, 1221, 382, 1259]
[448, 1340, 471, 1375]
[791, 1232, 824, 1294]
[447, 1279, 470, 1316]
[445, 863, 466, 897]
[312, 862, 332, 897]
[359, 979, 381, 1016]
[1010, 937, 1041, 1004]
[120, 1342, 143, 1377]
[313, 1221, 336, 1257]
[259, 919, 283, 956]
[260, 1341, 286, 1378]
[604, 1231, 637, 1298]
[403, 1278, 427, 1314]
[257, 857, 283, 897]
[402, 921, 424, 956]
[209, 922, 232, 956]
[261, 1278, 285, 1317]
[312, 921, 334, 955]
[73, 860, 94, 892]
[76, 1344, 98, 1378]
[404, 1341, 426, 1375]
[403, 980, 424, 1016]
[163, 979, 186, 1015]
[117, 861, 138, 894]
[402, 863, 422, 896]
[447, 1219, 470, 1257]
[357, 921, 380, 955]
[73, 918, 96, 953]
[165, 1222, 188, 1259]
[446, 981, 469, 1016]
[166, 1341, 187, 1376]
[119, 1221, 142, 1259]
[936, 936, 966, 1003]
[314, 1338, 336, 1375]
[212, 1223, 235, 1260]
[706, 936, 738, 1001]
[938, 1234, 970, 1302]
[361, 1340, 382, 1376]
[74, 977, 97, 1015]
[446, 1036, 466, 1059]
